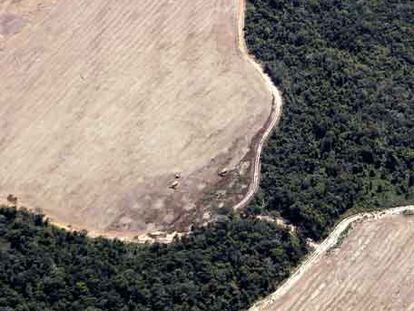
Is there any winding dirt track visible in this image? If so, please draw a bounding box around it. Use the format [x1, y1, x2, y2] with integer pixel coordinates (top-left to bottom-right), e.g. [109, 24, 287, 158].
[233, 0, 283, 210]
[250, 205, 414, 311]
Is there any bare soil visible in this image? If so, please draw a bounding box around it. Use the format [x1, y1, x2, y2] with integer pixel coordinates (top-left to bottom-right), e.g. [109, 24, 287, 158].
[253, 211, 414, 311]
[0, 0, 272, 236]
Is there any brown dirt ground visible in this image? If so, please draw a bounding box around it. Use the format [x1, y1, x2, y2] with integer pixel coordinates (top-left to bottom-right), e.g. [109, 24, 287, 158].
[0, 0, 272, 236]
[259, 214, 414, 311]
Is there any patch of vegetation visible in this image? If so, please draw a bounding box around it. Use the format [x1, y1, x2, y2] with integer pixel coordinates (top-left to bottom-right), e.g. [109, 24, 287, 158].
[0, 207, 306, 311]
[402, 209, 414, 216]
[245, 0, 414, 240]
[328, 224, 353, 253]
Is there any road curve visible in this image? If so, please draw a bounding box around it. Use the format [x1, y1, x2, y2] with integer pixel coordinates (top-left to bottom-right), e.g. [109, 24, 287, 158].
[249, 205, 414, 311]
[233, 0, 284, 210]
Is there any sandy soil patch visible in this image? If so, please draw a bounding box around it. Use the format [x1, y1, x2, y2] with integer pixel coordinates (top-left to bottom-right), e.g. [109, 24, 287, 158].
[253, 210, 414, 311]
[0, 0, 271, 236]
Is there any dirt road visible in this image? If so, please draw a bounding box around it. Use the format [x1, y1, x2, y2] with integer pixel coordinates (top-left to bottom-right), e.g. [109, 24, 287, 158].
[249, 205, 414, 310]
[233, 0, 284, 210]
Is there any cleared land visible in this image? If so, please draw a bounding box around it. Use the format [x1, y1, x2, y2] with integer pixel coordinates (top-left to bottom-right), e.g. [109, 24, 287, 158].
[0, 0, 272, 237]
[253, 208, 414, 311]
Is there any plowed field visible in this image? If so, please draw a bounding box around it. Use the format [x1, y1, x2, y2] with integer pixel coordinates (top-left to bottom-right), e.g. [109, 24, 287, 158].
[0, 0, 271, 236]
[257, 213, 414, 311]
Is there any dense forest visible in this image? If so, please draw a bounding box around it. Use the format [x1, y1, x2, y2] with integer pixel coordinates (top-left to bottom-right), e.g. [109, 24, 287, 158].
[246, 0, 414, 239]
[1, 0, 413, 310]
[0, 207, 306, 310]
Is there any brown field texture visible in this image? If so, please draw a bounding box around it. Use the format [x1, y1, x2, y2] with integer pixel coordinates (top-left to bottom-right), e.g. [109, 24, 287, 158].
[0, 0, 271, 236]
[261, 214, 414, 311]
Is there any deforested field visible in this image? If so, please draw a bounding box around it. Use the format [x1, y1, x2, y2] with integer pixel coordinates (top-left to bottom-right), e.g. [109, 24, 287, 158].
[260, 214, 414, 311]
[0, 0, 271, 236]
